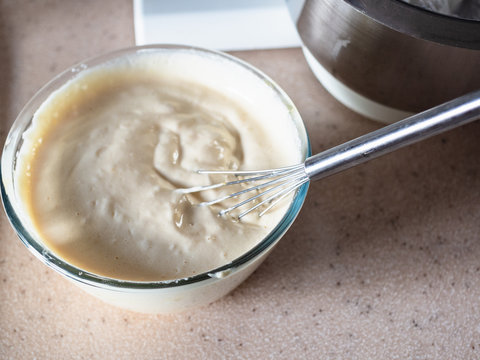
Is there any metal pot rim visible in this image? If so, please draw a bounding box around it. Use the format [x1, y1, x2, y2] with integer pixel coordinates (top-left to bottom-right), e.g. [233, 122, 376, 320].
[345, 0, 480, 49]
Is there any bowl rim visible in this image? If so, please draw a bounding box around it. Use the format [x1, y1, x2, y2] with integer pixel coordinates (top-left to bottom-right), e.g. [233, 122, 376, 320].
[1, 44, 311, 290]
[343, 0, 480, 50]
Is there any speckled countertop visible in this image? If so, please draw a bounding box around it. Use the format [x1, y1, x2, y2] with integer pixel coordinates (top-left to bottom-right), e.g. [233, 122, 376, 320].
[1, 1, 480, 359]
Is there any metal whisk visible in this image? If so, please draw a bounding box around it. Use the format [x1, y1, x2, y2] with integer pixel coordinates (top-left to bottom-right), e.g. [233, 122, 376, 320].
[178, 90, 480, 219]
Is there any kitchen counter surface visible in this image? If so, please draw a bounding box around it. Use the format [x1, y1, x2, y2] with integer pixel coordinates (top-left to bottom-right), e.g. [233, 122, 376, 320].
[1, 1, 480, 359]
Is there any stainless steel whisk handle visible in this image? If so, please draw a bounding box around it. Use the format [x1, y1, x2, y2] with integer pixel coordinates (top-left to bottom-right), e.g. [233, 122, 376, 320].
[305, 90, 480, 182]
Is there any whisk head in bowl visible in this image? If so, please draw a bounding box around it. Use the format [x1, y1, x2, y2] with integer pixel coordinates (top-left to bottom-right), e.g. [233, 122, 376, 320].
[176, 91, 480, 220]
[176, 164, 309, 219]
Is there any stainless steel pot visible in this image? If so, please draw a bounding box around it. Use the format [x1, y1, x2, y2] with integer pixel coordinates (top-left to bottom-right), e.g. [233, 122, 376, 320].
[296, 0, 480, 122]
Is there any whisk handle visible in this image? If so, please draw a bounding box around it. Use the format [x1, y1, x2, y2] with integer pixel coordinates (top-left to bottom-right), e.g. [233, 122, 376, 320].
[305, 90, 480, 182]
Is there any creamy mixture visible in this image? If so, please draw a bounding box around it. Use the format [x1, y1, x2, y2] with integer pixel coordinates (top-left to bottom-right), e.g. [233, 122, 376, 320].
[16, 50, 302, 281]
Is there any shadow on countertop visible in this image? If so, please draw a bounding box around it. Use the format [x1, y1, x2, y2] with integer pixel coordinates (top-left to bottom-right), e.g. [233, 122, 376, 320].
[241, 110, 480, 299]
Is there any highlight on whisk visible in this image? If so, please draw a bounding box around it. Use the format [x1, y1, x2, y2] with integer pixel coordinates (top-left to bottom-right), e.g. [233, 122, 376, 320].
[177, 164, 309, 219]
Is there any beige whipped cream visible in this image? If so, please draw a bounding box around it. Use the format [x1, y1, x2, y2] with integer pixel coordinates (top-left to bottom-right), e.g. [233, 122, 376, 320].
[16, 49, 301, 282]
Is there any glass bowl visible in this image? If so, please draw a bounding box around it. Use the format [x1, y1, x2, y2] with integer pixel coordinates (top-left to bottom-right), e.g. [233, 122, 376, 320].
[1, 45, 310, 313]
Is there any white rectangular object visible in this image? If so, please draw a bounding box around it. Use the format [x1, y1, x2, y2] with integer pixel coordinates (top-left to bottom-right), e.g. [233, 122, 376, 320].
[133, 0, 303, 51]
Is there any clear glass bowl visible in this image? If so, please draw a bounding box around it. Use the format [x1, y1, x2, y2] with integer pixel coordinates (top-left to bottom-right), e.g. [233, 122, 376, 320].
[1, 45, 310, 313]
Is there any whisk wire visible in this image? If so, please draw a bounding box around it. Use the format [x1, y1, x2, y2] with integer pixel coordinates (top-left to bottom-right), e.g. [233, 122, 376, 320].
[198, 168, 307, 207]
[238, 176, 309, 219]
[176, 164, 308, 219]
[197, 163, 304, 176]
[218, 171, 307, 217]
[176, 164, 304, 196]
[257, 177, 310, 217]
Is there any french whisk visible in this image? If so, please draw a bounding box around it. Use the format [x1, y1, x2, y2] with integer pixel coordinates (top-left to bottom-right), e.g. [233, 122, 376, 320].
[178, 90, 480, 219]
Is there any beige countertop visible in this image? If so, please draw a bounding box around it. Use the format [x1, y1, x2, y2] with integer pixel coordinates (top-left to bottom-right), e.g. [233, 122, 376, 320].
[1, 1, 480, 359]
